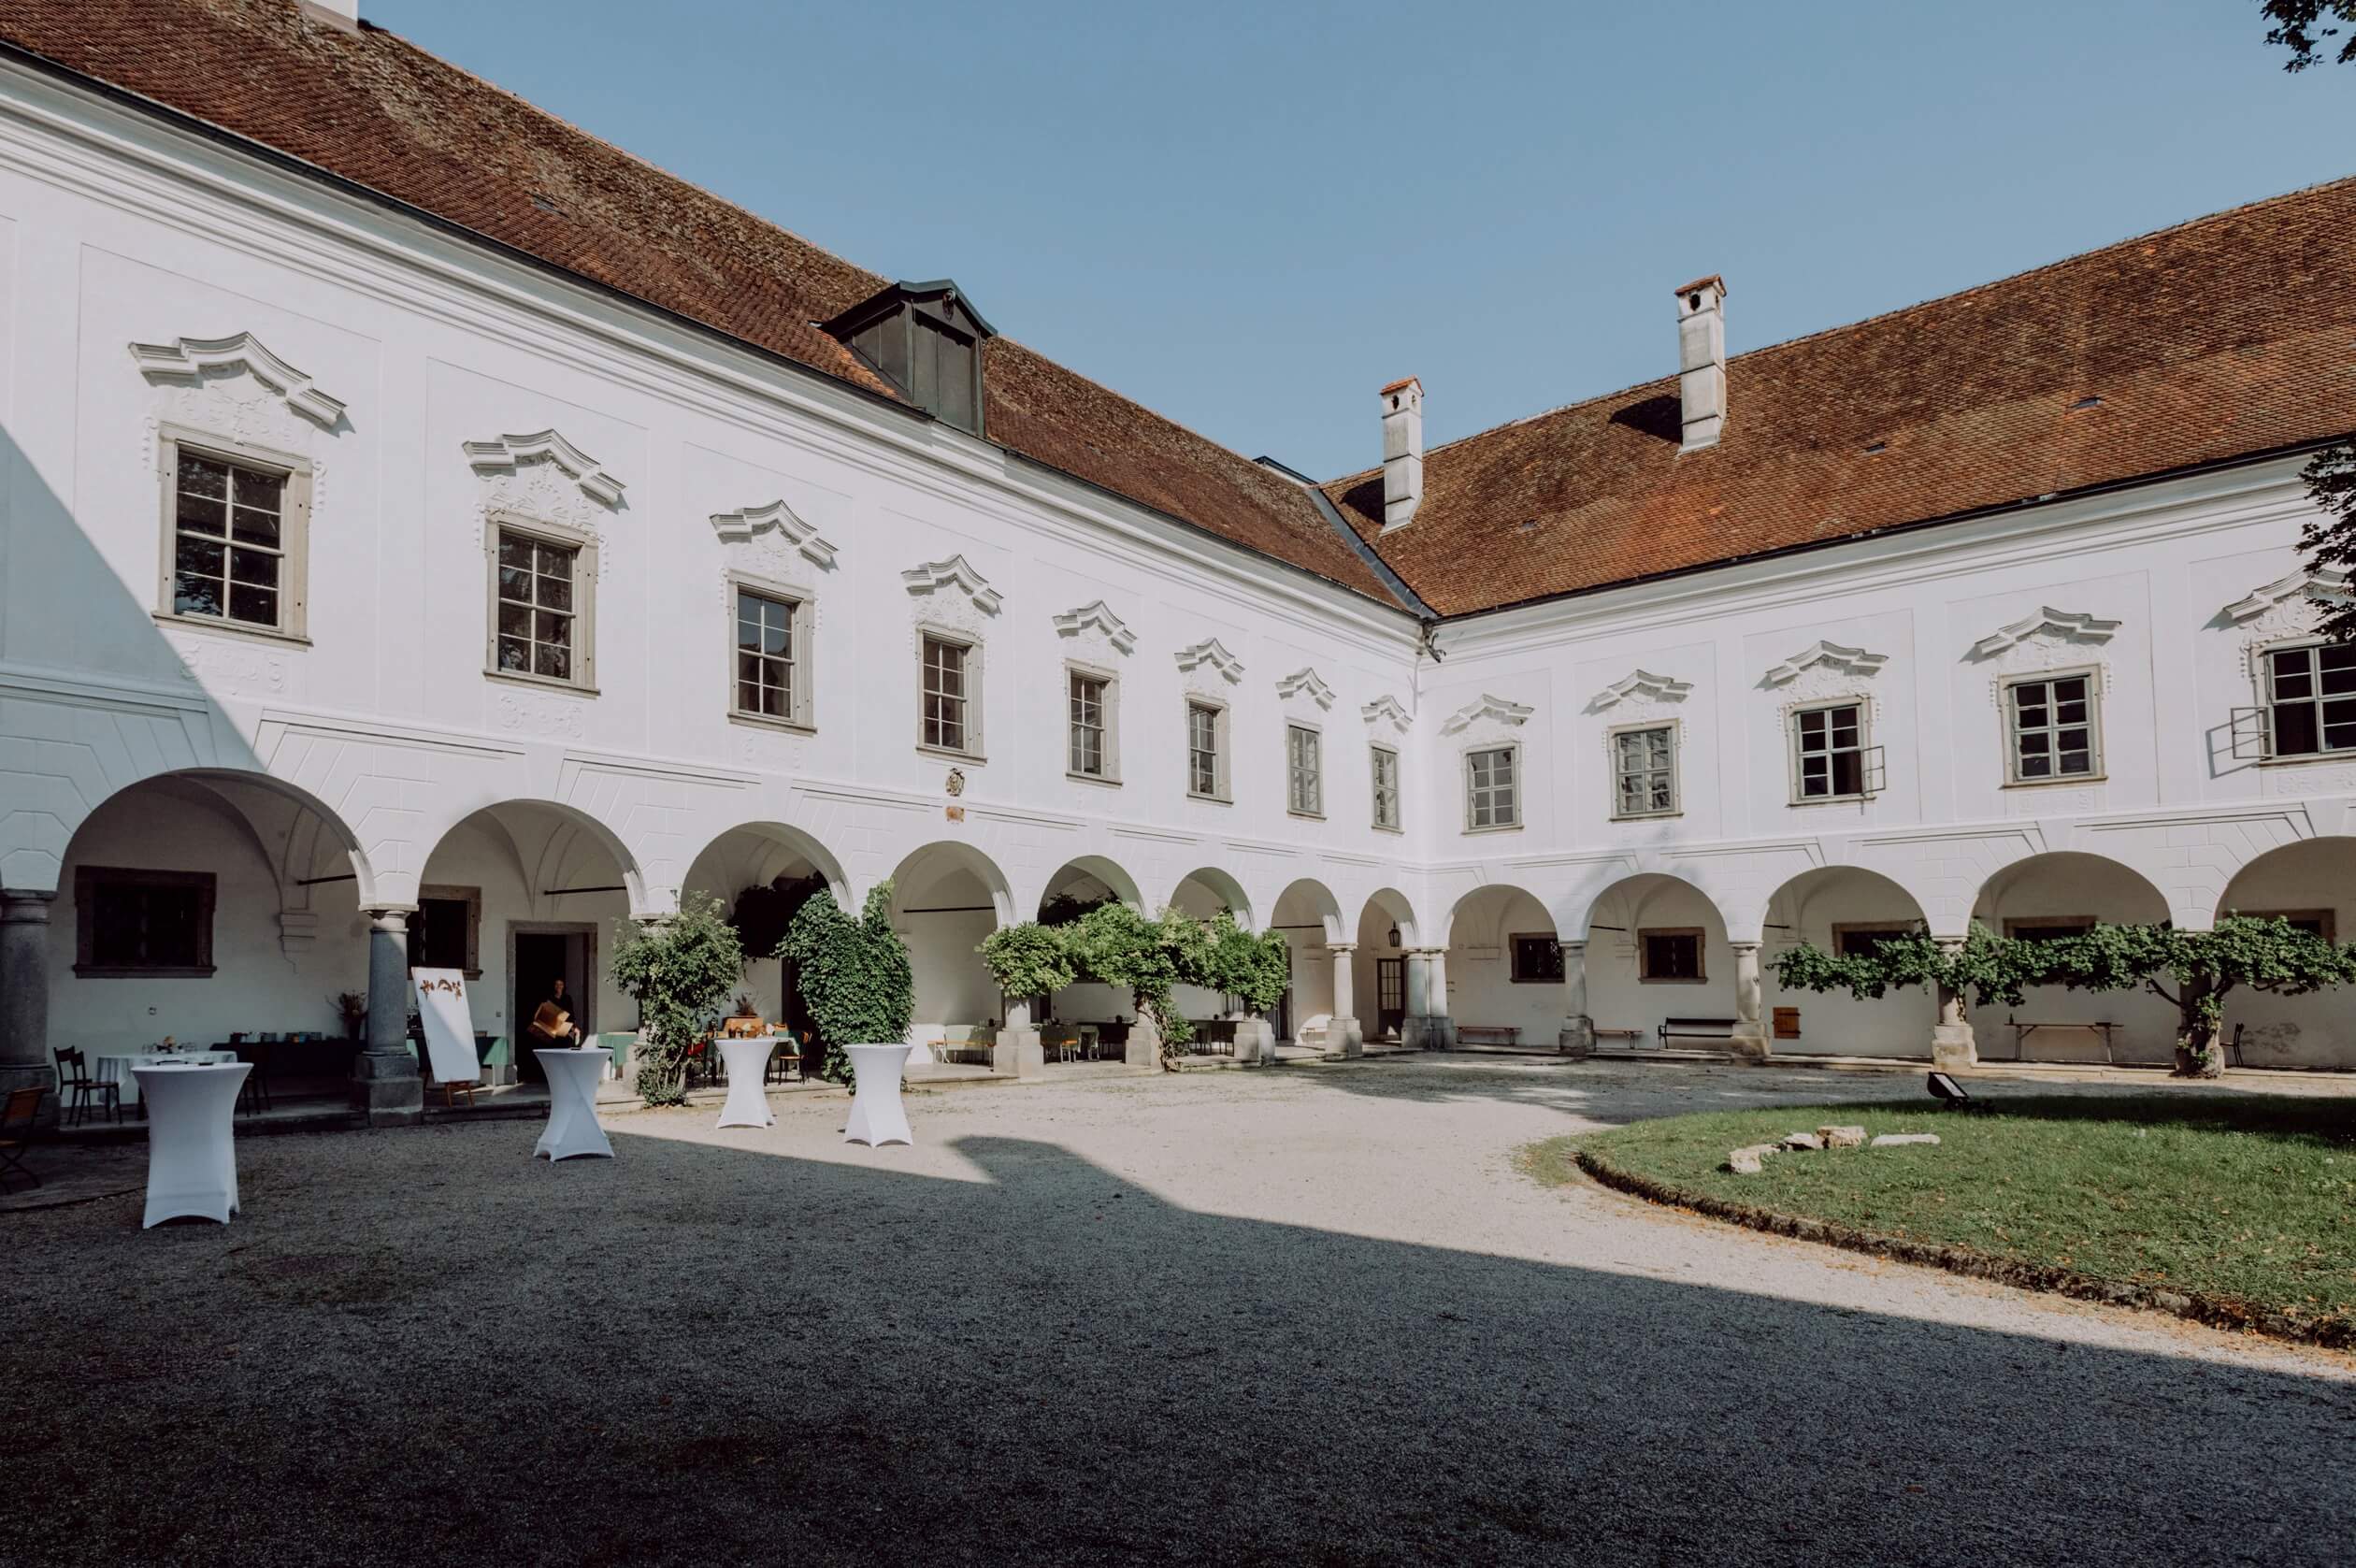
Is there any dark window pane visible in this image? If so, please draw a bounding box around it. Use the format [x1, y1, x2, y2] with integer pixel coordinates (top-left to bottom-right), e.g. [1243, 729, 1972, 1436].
[235, 468, 285, 512]
[177, 453, 227, 500]
[497, 637, 530, 671]
[535, 543, 572, 580]
[176, 496, 226, 536]
[228, 548, 278, 587]
[536, 643, 570, 681]
[2275, 702, 2321, 755]
[497, 537, 534, 571]
[227, 583, 277, 626]
[1831, 751, 1863, 795]
[176, 536, 225, 581]
[539, 574, 572, 612]
[498, 602, 531, 638]
[535, 611, 569, 647]
[497, 566, 532, 600]
[230, 506, 280, 548]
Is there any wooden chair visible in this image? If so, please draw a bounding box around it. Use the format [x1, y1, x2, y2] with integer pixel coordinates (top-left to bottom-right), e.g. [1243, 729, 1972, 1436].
[53, 1047, 120, 1128]
[0, 1086, 46, 1191]
[766, 1033, 806, 1085]
[235, 1041, 275, 1115]
[2225, 1022, 2248, 1070]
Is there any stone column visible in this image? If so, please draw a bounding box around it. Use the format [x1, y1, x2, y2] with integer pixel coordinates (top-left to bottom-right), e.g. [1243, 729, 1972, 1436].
[1325, 942, 1362, 1057]
[1427, 949, 1455, 1049]
[1124, 1012, 1161, 1071]
[994, 996, 1045, 1080]
[1557, 940, 1594, 1057]
[0, 890, 57, 1126]
[1403, 948, 1456, 1051]
[354, 907, 424, 1126]
[1931, 935, 1977, 1069]
[1728, 941, 1770, 1062]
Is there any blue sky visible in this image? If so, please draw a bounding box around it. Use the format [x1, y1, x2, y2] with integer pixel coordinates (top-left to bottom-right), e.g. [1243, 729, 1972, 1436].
[369, 0, 2356, 481]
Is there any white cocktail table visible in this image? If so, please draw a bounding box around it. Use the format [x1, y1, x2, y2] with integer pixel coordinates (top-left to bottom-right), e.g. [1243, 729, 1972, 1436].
[716, 1037, 776, 1129]
[100, 1050, 238, 1108]
[534, 1047, 614, 1160]
[133, 1060, 251, 1228]
[841, 1043, 913, 1146]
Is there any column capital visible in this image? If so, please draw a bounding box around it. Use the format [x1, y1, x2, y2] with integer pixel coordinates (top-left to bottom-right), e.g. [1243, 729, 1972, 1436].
[364, 905, 414, 933]
[1326, 942, 1358, 955]
[0, 888, 57, 922]
[1728, 938, 1762, 953]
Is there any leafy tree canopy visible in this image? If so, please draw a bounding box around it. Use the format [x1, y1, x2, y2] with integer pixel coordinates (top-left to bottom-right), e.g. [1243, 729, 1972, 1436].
[2261, 1, 2356, 70]
[611, 895, 746, 1106]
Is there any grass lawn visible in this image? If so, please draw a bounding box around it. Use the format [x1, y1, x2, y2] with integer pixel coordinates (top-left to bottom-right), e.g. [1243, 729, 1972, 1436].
[1534, 1094, 2356, 1339]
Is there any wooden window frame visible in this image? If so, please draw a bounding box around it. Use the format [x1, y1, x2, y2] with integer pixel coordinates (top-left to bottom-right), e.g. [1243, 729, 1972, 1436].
[409, 884, 484, 979]
[484, 512, 599, 694]
[2001, 667, 2103, 786]
[1609, 721, 1679, 820]
[727, 573, 815, 733]
[1464, 742, 1522, 833]
[73, 866, 217, 978]
[154, 427, 313, 646]
[1637, 926, 1706, 984]
[2258, 640, 2356, 761]
[1286, 722, 1325, 819]
[1789, 699, 1872, 804]
[1370, 742, 1402, 832]
[916, 625, 984, 761]
[1509, 932, 1564, 984]
[1185, 697, 1230, 803]
[1066, 661, 1120, 784]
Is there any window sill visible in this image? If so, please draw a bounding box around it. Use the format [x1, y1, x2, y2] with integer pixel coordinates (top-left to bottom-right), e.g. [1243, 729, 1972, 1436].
[1637, 975, 1709, 985]
[1288, 810, 1326, 822]
[2255, 752, 2356, 768]
[1611, 810, 1683, 823]
[2001, 774, 2105, 789]
[916, 743, 985, 766]
[153, 610, 310, 648]
[485, 668, 599, 697]
[1788, 795, 1872, 808]
[1372, 823, 1404, 835]
[74, 964, 216, 980]
[1066, 770, 1122, 787]
[1462, 823, 1524, 835]
[729, 711, 815, 737]
[1185, 790, 1232, 806]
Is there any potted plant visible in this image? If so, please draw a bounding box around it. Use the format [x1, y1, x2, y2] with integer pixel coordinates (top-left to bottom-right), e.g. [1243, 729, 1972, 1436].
[331, 990, 367, 1041]
[611, 896, 747, 1106]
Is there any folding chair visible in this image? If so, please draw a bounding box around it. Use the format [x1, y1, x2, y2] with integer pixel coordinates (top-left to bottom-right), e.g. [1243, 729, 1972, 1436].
[0, 1086, 48, 1190]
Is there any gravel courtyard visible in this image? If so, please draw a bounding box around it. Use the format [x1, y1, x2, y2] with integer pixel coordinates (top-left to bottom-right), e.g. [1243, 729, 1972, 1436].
[6, 1057, 2350, 1567]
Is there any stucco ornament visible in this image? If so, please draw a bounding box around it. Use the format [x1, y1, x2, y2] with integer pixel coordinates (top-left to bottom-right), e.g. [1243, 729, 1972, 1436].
[131, 332, 348, 429]
[1053, 600, 1136, 659]
[490, 685, 588, 740]
[134, 331, 346, 539]
[1970, 605, 2119, 662]
[466, 429, 625, 558]
[1763, 640, 1889, 687]
[166, 630, 291, 698]
[1588, 669, 1692, 720]
[1176, 638, 1245, 695]
[902, 555, 1001, 640]
[945, 768, 967, 798]
[1276, 668, 1336, 712]
[1442, 693, 1533, 748]
[711, 499, 839, 571]
[1362, 694, 1412, 734]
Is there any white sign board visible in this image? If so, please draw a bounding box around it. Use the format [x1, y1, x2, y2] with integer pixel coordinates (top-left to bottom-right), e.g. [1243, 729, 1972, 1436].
[410, 968, 481, 1086]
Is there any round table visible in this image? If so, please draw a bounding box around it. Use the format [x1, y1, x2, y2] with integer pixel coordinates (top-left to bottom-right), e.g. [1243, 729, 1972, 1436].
[842, 1043, 913, 1146]
[715, 1037, 776, 1129]
[132, 1060, 251, 1228]
[99, 1050, 238, 1108]
[534, 1048, 614, 1161]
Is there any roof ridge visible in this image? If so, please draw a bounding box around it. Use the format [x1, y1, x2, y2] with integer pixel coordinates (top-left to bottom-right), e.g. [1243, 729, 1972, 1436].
[1326, 170, 2356, 488]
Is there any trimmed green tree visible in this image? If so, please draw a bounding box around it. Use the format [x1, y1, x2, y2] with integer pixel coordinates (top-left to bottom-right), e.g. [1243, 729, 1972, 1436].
[978, 920, 1078, 1013]
[1068, 901, 1205, 1067]
[1197, 909, 1292, 1016]
[779, 881, 915, 1086]
[611, 895, 747, 1106]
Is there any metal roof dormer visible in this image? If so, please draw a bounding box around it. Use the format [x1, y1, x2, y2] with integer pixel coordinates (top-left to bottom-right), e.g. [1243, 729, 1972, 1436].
[823, 279, 996, 437]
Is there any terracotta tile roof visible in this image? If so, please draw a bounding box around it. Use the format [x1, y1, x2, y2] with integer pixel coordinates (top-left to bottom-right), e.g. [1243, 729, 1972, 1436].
[0, 0, 1399, 606]
[1326, 178, 2356, 616]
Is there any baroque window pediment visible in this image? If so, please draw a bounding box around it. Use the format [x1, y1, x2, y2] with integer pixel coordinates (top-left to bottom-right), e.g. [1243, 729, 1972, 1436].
[130, 331, 348, 429]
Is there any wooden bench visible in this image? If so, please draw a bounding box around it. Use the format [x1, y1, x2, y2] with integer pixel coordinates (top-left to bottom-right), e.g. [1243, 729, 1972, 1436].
[2008, 1021, 2116, 1065]
[1659, 1017, 1741, 1045]
[1589, 1027, 1645, 1050]
[1456, 1024, 1519, 1048]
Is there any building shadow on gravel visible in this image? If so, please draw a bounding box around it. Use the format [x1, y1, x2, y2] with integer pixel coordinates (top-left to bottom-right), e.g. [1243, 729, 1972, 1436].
[3, 1121, 2349, 1568]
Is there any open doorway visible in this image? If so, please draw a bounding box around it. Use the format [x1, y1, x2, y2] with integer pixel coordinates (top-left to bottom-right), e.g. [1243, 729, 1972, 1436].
[512, 922, 596, 1083]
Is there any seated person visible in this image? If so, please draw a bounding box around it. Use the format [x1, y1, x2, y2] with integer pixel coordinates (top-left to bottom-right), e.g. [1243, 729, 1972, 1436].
[527, 1000, 582, 1048]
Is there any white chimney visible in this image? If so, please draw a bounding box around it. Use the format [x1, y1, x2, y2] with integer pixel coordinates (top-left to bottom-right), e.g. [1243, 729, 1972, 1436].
[1379, 377, 1424, 531]
[299, 0, 361, 31]
[1674, 276, 1727, 452]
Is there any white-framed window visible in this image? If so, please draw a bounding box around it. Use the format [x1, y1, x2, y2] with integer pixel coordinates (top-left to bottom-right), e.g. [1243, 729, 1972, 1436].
[1791, 700, 1870, 801]
[2004, 669, 2100, 784]
[1068, 664, 1119, 782]
[2262, 641, 2356, 758]
[731, 579, 814, 729]
[1287, 724, 1324, 817]
[1465, 744, 1519, 831]
[1370, 744, 1401, 830]
[486, 516, 596, 690]
[1638, 927, 1704, 983]
[919, 630, 983, 757]
[1610, 723, 1677, 818]
[158, 433, 312, 641]
[1186, 698, 1229, 801]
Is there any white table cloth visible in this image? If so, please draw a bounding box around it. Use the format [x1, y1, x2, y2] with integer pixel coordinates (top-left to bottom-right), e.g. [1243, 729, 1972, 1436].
[133, 1060, 250, 1228]
[716, 1037, 776, 1129]
[97, 1051, 237, 1107]
[534, 1047, 614, 1161]
[842, 1043, 913, 1146]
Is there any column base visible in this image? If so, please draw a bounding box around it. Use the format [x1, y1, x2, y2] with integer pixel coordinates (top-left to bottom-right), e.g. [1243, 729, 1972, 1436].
[1125, 1018, 1162, 1071]
[352, 1049, 424, 1127]
[1558, 1016, 1595, 1058]
[1401, 1015, 1456, 1051]
[1728, 1024, 1772, 1063]
[1325, 1015, 1363, 1058]
[1931, 1024, 1979, 1071]
[993, 1027, 1044, 1080]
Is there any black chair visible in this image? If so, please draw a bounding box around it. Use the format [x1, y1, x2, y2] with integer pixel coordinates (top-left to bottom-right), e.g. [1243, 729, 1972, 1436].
[236, 1041, 275, 1115]
[0, 1086, 46, 1190]
[53, 1047, 120, 1128]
